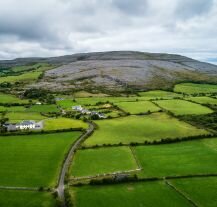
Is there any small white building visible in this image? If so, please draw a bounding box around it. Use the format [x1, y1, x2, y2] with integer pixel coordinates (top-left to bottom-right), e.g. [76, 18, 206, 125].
[4, 120, 43, 131]
[36, 102, 42, 105]
[72, 105, 83, 111]
[72, 105, 106, 118]
[98, 113, 106, 119]
[16, 121, 36, 130]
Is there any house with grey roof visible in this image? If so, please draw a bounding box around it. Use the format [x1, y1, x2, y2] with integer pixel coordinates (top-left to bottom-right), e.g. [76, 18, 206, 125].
[16, 120, 36, 130]
[4, 120, 43, 132]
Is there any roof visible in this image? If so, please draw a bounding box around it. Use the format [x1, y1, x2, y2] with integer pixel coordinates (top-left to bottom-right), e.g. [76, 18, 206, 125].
[20, 120, 36, 125]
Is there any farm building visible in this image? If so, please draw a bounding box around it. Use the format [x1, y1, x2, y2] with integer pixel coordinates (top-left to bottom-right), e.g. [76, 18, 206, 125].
[4, 120, 43, 131]
[16, 120, 36, 130]
[72, 105, 106, 118]
[3, 123, 17, 131]
[72, 105, 83, 111]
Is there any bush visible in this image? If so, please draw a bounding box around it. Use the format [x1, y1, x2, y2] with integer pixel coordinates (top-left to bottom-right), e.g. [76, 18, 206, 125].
[64, 188, 74, 207]
[38, 186, 44, 191]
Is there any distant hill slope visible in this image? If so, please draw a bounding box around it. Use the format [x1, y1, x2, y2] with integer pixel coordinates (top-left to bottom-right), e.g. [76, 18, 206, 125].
[1, 51, 217, 92]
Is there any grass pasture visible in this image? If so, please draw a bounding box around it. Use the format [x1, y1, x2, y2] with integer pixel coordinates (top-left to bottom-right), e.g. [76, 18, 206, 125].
[174, 83, 217, 94]
[171, 177, 217, 207]
[0, 93, 29, 104]
[0, 131, 81, 187]
[0, 106, 26, 112]
[27, 104, 60, 113]
[155, 99, 213, 115]
[73, 91, 109, 98]
[138, 90, 182, 100]
[115, 101, 160, 114]
[71, 181, 191, 207]
[0, 190, 57, 207]
[185, 96, 217, 105]
[11, 63, 52, 73]
[43, 118, 88, 131]
[76, 97, 140, 105]
[57, 100, 76, 109]
[0, 71, 42, 83]
[5, 112, 45, 123]
[134, 138, 217, 178]
[70, 147, 138, 177]
[84, 113, 209, 146]
[57, 96, 151, 109]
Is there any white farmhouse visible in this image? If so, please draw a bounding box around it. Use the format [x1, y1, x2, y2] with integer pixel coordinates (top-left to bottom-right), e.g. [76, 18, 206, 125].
[16, 120, 36, 130]
[72, 105, 83, 111]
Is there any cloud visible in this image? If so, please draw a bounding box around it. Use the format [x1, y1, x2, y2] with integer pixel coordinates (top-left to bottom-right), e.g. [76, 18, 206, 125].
[0, 0, 216, 64]
[112, 0, 148, 15]
[176, 0, 214, 19]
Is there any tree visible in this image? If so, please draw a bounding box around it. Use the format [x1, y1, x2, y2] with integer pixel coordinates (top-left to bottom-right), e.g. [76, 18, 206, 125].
[91, 114, 100, 120]
[0, 117, 9, 132]
[23, 88, 55, 104]
[0, 82, 12, 88]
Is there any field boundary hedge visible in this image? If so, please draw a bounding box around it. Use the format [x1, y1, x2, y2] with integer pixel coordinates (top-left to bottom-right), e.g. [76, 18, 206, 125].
[0, 128, 84, 136]
[70, 173, 217, 187]
[80, 133, 216, 149]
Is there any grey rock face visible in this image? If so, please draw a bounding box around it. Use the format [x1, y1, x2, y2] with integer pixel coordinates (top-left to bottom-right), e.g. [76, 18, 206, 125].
[39, 52, 217, 91]
[1, 51, 217, 92]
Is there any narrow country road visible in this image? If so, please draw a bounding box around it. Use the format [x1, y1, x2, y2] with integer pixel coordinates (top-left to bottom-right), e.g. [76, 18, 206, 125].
[57, 122, 94, 206]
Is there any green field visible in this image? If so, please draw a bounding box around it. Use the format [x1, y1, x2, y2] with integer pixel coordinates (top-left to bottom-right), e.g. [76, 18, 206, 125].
[76, 97, 139, 105]
[171, 177, 217, 207]
[115, 101, 160, 114]
[11, 63, 53, 73]
[106, 109, 124, 118]
[0, 132, 81, 187]
[0, 190, 57, 207]
[43, 118, 88, 131]
[27, 105, 60, 113]
[185, 96, 217, 105]
[84, 113, 209, 146]
[5, 112, 46, 123]
[74, 91, 109, 98]
[134, 138, 217, 178]
[0, 93, 29, 104]
[155, 99, 213, 115]
[0, 106, 26, 112]
[70, 147, 138, 177]
[57, 97, 142, 109]
[138, 90, 182, 100]
[174, 83, 217, 94]
[71, 181, 191, 207]
[0, 71, 42, 83]
[56, 100, 76, 109]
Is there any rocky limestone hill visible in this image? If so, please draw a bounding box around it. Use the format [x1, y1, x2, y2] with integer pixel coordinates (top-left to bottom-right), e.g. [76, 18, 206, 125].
[1, 51, 217, 93]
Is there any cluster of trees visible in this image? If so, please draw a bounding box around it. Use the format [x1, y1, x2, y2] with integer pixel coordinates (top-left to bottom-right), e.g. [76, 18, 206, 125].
[0, 82, 12, 88]
[180, 112, 217, 132]
[64, 189, 74, 207]
[89, 174, 138, 186]
[23, 88, 56, 104]
[63, 111, 82, 120]
[0, 117, 8, 132]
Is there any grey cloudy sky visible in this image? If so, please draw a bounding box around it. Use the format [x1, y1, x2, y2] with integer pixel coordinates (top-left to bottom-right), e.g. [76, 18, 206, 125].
[0, 0, 217, 64]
